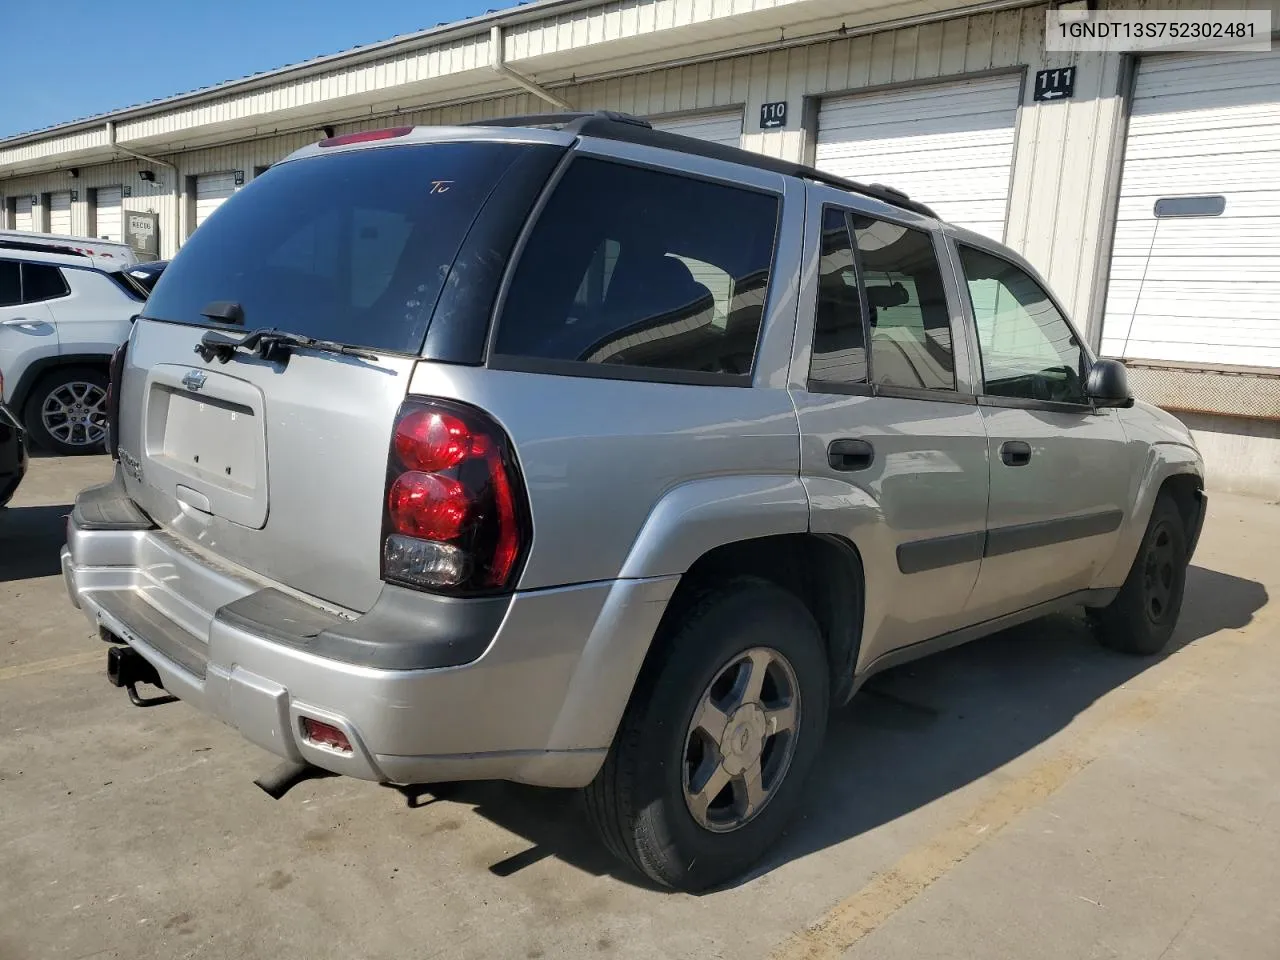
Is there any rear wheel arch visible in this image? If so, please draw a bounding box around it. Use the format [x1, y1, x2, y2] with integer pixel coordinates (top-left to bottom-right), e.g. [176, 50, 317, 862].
[9, 353, 111, 413]
[647, 533, 866, 707]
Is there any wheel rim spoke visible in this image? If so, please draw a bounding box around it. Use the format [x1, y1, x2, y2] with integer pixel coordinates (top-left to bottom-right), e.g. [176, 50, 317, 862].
[764, 700, 797, 735]
[734, 648, 772, 708]
[687, 758, 731, 823]
[733, 760, 767, 819]
[691, 696, 731, 743]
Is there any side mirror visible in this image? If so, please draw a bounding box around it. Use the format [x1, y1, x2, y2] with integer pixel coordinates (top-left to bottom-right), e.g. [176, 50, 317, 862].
[1086, 358, 1134, 408]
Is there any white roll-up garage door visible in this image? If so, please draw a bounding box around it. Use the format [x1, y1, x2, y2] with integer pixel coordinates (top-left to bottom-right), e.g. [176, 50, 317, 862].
[195, 173, 238, 228]
[14, 196, 33, 232]
[816, 74, 1022, 240]
[651, 110, 744, 147]
[94, 187, 123, 241]
[1102, 49, 1280, 368]
[48, 192, 72, 235]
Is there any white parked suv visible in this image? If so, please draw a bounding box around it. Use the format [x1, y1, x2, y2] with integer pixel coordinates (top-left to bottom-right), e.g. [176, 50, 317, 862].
[0, 238, 147, 454]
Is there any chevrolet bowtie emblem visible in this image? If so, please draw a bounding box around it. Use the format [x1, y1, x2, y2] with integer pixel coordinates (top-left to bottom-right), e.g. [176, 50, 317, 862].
[182, 370, 207, 392]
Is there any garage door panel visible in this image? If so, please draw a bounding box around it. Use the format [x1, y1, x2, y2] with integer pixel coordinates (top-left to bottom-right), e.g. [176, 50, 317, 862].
[48, 192, 71, 235]
[1103, 49, 1280, 367]
[94, 187, 123, 242]
[195, 172, 238, 228]
[816, 74, 1020, 241]
[14, 197, 33, 232]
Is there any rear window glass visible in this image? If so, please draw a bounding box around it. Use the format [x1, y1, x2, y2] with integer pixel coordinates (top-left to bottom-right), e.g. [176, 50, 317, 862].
[142, 142, 531, 354]
[494, 157, 779, 380]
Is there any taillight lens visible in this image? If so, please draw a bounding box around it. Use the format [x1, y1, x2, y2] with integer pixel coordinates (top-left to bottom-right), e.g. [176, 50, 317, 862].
[105, 339, 128, 461]
[381, 398, 530, 595]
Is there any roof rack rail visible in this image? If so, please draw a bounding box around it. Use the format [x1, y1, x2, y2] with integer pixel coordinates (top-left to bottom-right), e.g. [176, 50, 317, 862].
[466, 110, 938, 220]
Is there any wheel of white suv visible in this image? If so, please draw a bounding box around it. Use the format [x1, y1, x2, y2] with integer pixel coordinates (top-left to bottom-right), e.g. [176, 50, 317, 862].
[23, 367, 109, 456]
[1090, 495, 1189, 656]
[585, 577, 829, 891]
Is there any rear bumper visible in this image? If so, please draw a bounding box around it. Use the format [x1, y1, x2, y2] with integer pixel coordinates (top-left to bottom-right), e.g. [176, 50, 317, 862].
[63, 498, 677, 788]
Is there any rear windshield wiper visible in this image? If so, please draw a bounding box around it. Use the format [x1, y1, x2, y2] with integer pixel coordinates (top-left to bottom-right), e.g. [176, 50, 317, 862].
[195, 327, 378, 364]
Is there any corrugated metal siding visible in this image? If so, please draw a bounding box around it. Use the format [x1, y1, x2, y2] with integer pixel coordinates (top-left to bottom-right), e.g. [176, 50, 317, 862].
[650, 109, 744, 145]
[113, 32, 492, 145]
[1102, 48, 1280, 369]
[48, 191, 72, 235]
[815, 74, 1021, 241]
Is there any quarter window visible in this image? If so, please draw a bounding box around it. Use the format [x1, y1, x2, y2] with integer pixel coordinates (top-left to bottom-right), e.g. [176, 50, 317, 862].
[22, 263, 69, 302]
[494, 158, 779, 379]
[0, 262, 19, 307]
[809, 207, 867, 385]
[852, 216, 955, 391]
[958, 245, 1087, 404]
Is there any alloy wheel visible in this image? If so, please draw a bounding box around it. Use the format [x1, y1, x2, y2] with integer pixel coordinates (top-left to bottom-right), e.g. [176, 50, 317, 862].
[682, 646, 801, 833]
[41, 381, 107, 448]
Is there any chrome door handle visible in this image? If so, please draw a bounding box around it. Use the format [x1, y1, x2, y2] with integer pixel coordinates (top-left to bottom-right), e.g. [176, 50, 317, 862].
[1, 317, 39, 327]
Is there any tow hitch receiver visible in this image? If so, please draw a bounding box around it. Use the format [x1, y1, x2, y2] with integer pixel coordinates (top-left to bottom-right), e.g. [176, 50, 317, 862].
[106, 644, 177, 707]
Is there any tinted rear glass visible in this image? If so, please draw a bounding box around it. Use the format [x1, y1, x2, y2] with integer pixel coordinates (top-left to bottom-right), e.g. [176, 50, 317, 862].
[494, 157, 779, 380]
[142, 142, 530, 354]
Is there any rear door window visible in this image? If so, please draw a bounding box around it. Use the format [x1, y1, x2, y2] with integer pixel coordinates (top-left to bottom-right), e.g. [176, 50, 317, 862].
[142, 142, 541, 355]
[852, 216, 956, 392]
[493, 157, 780, 381]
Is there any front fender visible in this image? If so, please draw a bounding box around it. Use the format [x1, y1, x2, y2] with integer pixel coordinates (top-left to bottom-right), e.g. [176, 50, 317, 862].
[1093, 441, 1203, 588]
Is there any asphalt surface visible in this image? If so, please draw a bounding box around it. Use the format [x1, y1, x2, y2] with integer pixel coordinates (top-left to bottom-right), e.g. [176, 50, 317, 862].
[1, 454, 1276, 960]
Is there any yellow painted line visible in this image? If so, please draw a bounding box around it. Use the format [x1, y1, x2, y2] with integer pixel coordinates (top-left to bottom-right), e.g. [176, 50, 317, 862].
[0, 650, 102, 683]
[772, 605, 1277, 960]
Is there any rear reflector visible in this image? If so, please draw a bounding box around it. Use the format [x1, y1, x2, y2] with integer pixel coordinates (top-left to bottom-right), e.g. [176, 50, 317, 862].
[300, 718, 353, 754]
[319, 126, 413, 148]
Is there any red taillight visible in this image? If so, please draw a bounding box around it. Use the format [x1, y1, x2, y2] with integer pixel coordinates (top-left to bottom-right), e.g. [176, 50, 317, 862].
[319, 126, 413, 148]
[394, 409, 471, 472]
[381, 399, 530, 595]
[388, 472, 470, 540]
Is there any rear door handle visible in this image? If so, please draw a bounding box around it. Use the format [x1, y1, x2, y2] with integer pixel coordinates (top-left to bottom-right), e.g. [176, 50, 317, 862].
[828, 438, 874, 472]
[1000, 440, 1032, 467]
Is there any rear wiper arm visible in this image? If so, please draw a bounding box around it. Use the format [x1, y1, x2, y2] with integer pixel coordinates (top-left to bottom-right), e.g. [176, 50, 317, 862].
[195, 327, 378, 364]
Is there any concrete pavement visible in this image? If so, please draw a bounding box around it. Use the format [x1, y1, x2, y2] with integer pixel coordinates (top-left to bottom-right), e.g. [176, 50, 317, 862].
[0, 455, 1275, 960]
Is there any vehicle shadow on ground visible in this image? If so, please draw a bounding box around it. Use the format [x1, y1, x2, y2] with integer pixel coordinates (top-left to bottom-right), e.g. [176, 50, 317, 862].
[0, 504, 71, 582]
[387, 564, 1268, 891]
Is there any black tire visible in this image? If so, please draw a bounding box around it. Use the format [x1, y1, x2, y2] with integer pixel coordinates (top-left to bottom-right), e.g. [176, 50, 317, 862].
[1091, 496, 1188, 656]
[584, 577, 830, 891]
[23, 366, 109, 455]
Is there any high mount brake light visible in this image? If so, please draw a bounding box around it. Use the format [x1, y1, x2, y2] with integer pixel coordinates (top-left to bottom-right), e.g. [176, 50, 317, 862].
[319, 127, 413, 148]
[381, 398, 530, 595]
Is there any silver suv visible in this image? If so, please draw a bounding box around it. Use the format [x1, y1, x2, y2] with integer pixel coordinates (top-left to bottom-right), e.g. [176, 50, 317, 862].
[62, 113, 1205, 891]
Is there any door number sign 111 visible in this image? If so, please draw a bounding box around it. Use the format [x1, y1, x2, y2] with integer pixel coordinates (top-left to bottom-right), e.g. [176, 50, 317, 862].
[1034, 67, 1077, 101]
